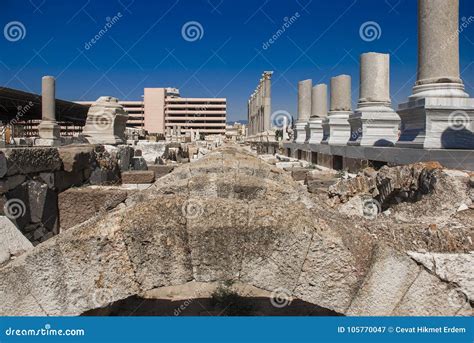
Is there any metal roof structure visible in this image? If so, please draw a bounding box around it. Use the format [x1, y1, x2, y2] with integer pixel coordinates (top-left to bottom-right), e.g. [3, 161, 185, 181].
[0, 87, 89, 124]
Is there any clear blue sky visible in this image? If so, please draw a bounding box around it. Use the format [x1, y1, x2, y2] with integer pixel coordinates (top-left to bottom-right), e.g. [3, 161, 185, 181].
[1, 0, 473, 122]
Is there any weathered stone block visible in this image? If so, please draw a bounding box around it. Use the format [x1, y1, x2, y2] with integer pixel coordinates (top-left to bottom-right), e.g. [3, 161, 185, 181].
[147, 165, 175, 179]
[3, 148, 62, 176]
[0, 175, 26, 194]
[290, 168, 308, 181]
[116, 145, 133, 171]
[0, 216, 32, 264]
[346, 247, 421, 316]
[39, 170, 84, 192]
[121, 196, 192, 290]
[58, 187, 128, 230]
[132, 156, 148, 171]
[121, 171, 155, 184]
[58, 145, 94, 172]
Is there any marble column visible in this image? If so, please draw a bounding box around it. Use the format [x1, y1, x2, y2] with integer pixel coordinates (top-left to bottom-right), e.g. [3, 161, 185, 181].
[348, 52, 400, 146]
[294, 79, 312, 144]
[307, 83, 328, 144]
[397, 0, 474, 149]
[263, 71, 272, 133]
[36, 76, 61, 146]
[322, 75, 352, 145]
[413, 0, 465, 98]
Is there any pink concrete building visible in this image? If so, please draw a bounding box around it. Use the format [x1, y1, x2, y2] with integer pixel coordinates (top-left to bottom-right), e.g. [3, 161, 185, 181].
[77, 88, 226, 136]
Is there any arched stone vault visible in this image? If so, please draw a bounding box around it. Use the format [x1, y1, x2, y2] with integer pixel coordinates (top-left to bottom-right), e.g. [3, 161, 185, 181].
[0, 147, 472, 316]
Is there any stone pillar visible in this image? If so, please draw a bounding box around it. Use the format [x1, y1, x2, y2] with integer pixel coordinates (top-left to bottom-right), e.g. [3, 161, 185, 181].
[294, 79, 312, 143]
[263, 71, 272, 132]
[414, 0, 465, 98]
[312, 84, 328, 118]
[36, 76, 61, 146]
[322, 75, 352, 145]
[397, 0, 474, 149]
[349, 53, 400, 146]
[307, 84, 328, 144]
[359, 53, 390, 105]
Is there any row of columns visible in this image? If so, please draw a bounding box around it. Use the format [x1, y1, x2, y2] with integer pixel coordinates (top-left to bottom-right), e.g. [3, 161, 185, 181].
[293, 0, 473, 149]
[247, 71, 273, 137]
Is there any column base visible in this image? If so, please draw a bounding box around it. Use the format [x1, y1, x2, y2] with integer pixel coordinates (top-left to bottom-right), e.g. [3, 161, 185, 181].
[348, 105, 400, 146]
[34, 138, 62, 147]
[37, 120, 60, 140]
[306, 118, 324, 144]
[322, 111, 351, 145]
[397, 96, 474, 149]
[410, 82, 468, 100]
[294, 121, 308, 144]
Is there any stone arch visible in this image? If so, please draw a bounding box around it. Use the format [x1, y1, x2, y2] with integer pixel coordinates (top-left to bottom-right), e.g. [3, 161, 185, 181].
[0, 148, 471, 316]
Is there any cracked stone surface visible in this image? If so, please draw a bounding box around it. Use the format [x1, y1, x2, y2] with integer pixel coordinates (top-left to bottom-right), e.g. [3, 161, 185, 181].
[0, 145, 472, 316]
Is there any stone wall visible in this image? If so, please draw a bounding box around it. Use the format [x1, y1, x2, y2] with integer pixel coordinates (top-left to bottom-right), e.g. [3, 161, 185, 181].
[0, 145, 127, 245]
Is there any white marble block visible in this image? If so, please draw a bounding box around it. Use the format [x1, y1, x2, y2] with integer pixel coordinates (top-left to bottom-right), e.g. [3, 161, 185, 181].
[82, 96, 129, 145]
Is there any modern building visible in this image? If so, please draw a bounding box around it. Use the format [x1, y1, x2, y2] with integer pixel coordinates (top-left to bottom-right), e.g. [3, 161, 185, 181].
[77, 88, 227, 137]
